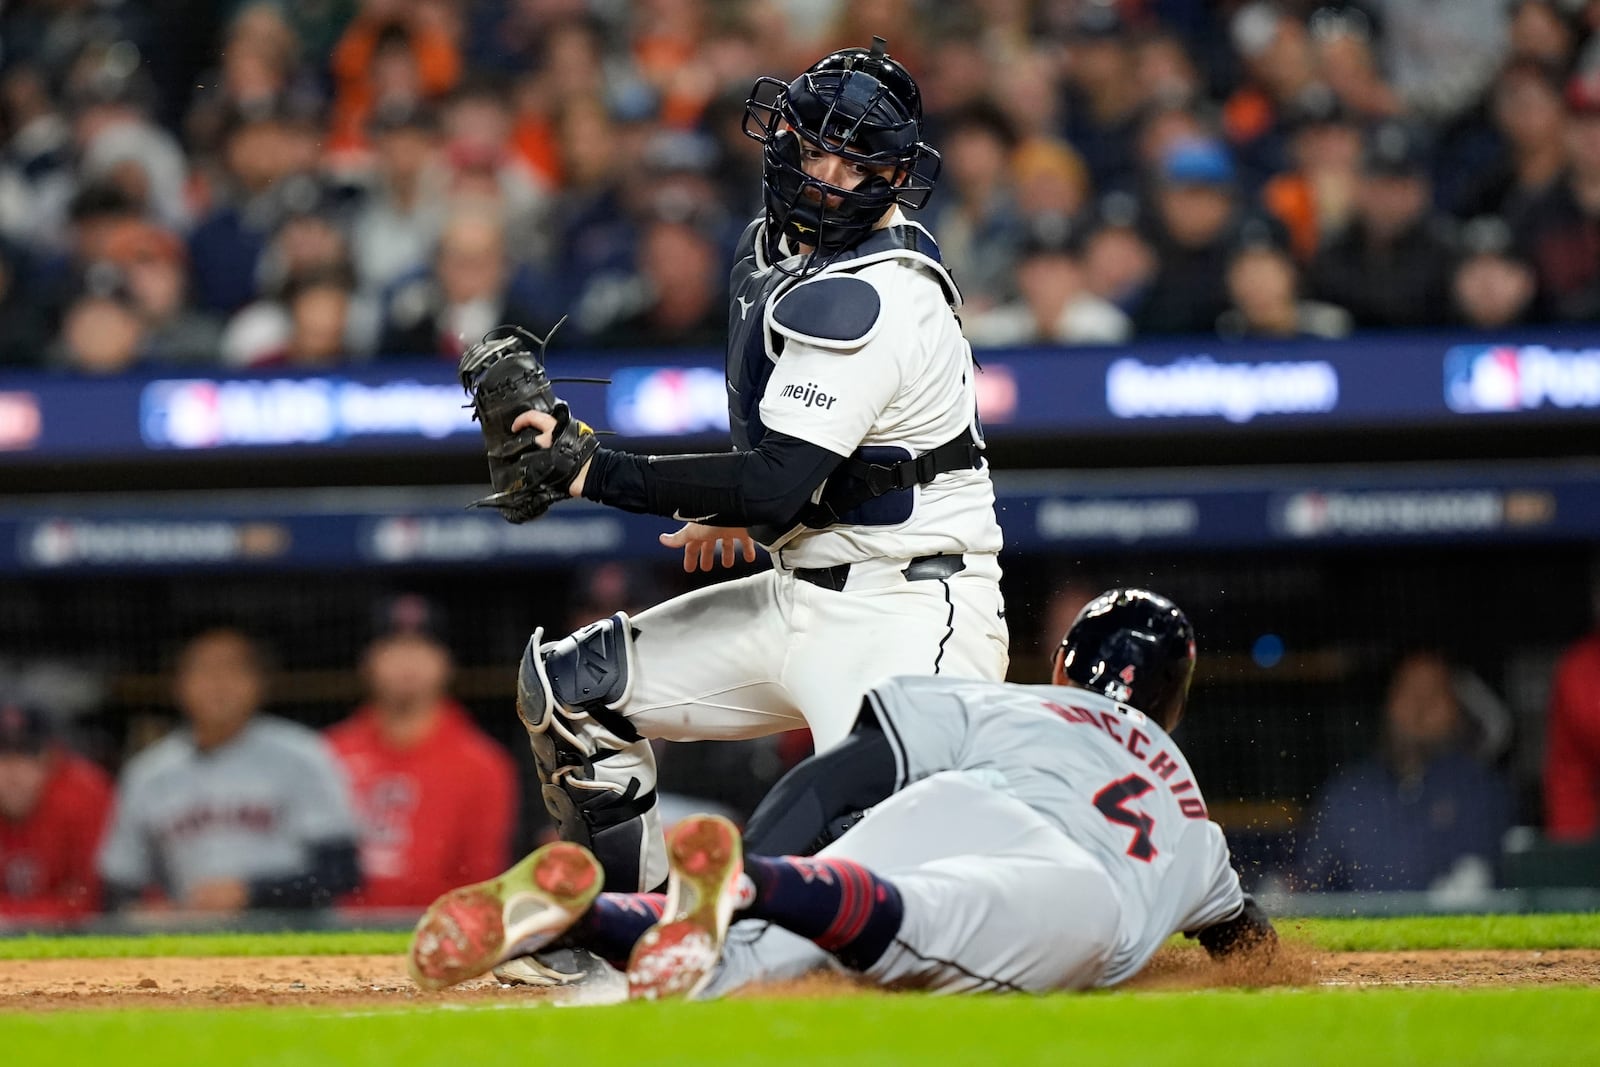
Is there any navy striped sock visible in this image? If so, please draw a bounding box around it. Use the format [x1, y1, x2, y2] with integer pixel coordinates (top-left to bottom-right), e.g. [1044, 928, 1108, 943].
[741, 855, 904, 970]
[575, 891, 666, 968]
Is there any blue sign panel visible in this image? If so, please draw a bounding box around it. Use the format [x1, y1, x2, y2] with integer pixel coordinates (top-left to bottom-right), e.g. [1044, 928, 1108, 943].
[2, 464, 1597, 574]
[4, 329, 1600, 466]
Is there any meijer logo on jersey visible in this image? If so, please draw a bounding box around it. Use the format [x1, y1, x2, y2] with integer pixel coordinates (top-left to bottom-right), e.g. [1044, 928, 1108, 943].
[777, 382, 839, 410]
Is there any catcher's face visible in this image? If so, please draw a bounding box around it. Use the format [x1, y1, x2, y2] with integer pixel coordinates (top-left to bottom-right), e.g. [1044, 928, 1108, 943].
[798, 142, 895, 199]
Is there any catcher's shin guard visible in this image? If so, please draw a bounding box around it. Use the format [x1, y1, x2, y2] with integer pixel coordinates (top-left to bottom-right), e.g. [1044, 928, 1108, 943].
[517, 614, 668, 891]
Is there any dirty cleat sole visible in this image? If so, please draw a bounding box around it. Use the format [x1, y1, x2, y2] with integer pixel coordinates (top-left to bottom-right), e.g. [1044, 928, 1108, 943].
[409, 841, 601, 991]
[626, 814, 743, 1001]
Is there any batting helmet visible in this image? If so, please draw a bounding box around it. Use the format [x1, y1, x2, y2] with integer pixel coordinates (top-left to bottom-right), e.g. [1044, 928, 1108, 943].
[1053, 589, 1197, 732]
[743, 36, 939, 265]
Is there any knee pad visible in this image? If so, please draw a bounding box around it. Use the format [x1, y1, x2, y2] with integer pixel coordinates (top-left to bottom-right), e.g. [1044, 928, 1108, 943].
[516, 627, 558, 734]
[545, 611, 636, 720]
[517, 613, 637, 739]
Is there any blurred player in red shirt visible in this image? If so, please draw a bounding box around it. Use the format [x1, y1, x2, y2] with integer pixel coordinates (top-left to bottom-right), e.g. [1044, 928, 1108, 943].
[327, 596, 518, 908]
[0, 700, 113, 924]
[1545, 600, 1600, 841]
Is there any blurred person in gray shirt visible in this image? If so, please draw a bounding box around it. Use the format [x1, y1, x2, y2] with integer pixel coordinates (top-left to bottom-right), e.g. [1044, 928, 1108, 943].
[98, 627, 360, 914]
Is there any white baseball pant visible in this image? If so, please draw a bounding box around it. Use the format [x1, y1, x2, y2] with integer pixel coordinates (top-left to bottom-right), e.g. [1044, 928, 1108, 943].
[621, 553, 1008, 751]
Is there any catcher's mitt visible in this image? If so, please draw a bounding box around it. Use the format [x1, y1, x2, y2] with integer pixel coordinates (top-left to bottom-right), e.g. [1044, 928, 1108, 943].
[457, 321, 602, 524]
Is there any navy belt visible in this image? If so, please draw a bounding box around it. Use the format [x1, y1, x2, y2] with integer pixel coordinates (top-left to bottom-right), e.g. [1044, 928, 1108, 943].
[792, 553, 966, 592]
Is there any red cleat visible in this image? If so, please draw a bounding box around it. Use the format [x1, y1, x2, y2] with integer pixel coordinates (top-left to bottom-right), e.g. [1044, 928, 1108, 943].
[626, 815, 745, 1001]
[408, 841, 602, 991]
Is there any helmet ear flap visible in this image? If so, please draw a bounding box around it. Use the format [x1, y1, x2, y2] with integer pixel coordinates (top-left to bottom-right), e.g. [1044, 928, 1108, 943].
[852, 173, 901, 221]
[771, 127, 802, 168]
[854, 174, 893, 201]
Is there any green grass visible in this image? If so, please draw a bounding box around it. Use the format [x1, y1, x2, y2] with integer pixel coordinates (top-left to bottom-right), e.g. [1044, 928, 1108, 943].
[3, 987, 1597, 1067]
[0, 931, 407, 960]
[5, 912, 1597, 960]
[1281, 913, 1600, 951]
[2, 916, 1596, 1067]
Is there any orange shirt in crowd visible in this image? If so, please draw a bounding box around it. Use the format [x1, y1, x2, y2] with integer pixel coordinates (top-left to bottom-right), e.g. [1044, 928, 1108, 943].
[1262, 172, 1319, 263]
[327, 700, 516, 908]
[513, 113, 564, 188]
[1222, 86, 1275, 149]
[0, 751, 114, 923]
[633, 31, 709, 128]
[1545, 632, 1600, 841]
[327, 15, 462, 158]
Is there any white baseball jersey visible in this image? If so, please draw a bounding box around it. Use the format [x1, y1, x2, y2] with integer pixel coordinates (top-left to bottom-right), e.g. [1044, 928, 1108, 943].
[704, 676, 1246, 996]
[98, 716, 359, 900]
[615, 214, 1016, 747]
[755, 214, 1003, 569]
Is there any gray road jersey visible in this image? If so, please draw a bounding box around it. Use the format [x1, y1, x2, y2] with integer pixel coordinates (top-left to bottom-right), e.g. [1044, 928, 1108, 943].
[98, 716, 358, 900]
[865, 675, 1245, 981]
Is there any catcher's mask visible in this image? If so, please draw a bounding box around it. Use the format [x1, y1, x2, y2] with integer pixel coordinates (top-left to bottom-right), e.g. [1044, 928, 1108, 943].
[1052, 589, 1197, 733]
[743, 36, 940, 272]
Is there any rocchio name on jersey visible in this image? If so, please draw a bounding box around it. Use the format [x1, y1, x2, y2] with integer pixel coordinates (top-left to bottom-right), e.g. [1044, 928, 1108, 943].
[777, 382, 839, 410]
[1040, 698, 1209, 820]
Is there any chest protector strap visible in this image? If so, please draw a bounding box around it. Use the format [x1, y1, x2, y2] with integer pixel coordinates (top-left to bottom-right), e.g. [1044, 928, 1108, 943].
[798, 428, 982, 530]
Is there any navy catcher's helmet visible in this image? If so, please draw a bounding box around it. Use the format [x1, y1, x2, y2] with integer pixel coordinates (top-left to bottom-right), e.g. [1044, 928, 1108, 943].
[743, 36, 939, 265]
[1053, 589, 1197, 732]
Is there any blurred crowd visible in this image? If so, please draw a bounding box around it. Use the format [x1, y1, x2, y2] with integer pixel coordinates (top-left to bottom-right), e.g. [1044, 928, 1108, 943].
[1, 0, 1599, 375]
[2, 572, 1598, 925]
[0, 587, 807, 924]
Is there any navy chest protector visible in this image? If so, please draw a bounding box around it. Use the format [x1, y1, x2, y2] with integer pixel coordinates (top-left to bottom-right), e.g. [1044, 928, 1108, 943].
[724, 220, 982, 544]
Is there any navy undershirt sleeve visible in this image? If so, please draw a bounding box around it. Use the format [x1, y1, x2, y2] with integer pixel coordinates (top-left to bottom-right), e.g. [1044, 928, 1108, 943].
[580, 430, 845, 528]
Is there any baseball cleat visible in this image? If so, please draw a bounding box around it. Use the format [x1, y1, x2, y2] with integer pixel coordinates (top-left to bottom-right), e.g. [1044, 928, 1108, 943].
[408, 841, 602, 991]
[492, 946, 607, 987]
[625, 814, 745, 1002]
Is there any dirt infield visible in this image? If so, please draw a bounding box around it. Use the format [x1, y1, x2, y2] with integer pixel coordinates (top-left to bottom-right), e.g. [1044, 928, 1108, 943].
[1, 948, 1596, 1012]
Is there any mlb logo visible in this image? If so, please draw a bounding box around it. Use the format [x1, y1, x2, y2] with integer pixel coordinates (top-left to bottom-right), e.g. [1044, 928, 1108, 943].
[1444, 346, 1521, 413]
[140, 379, 224, 448]
[1278, 491, 1329, 538]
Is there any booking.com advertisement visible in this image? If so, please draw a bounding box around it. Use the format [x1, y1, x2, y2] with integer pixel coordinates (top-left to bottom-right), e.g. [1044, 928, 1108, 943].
[5, 332, 1600, 461]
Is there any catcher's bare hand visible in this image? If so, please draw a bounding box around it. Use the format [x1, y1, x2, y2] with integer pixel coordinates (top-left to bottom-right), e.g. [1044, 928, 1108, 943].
[512, 409, 593, 497]
[660, 523, 759, 572]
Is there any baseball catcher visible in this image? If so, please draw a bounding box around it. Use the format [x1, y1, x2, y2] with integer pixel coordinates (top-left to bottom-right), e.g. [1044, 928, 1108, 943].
[455, 37, 1010, 987]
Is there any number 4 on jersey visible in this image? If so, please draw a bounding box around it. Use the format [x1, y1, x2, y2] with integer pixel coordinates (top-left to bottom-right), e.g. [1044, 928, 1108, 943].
[1094, 774, 1157, 862]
